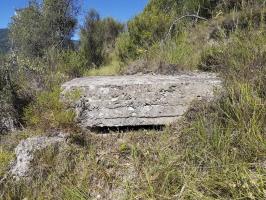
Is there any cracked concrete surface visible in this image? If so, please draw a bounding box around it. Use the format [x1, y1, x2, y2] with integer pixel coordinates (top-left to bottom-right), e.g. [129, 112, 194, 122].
[61, 73, 222, 128]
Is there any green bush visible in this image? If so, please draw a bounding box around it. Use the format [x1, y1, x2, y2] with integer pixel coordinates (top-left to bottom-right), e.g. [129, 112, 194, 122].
[57, 50, 86, 78]
[80, 10, 124, 68]
[127, 7, 171, 48]
[24, 87, 76, 131]
[115, 32, 138, 62]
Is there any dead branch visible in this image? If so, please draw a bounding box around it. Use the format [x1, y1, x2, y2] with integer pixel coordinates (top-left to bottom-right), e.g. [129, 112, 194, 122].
[163, 14, 207, 42]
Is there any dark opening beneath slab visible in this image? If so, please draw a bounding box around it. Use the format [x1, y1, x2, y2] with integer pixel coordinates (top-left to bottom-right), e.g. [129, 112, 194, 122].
[89, 125, 165, 134]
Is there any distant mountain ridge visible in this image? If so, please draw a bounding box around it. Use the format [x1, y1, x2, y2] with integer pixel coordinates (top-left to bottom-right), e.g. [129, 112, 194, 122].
[0, 28, 10, 54]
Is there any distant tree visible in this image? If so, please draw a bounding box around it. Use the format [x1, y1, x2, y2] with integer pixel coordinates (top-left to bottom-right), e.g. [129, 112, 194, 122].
[102, 17, 124, 49]
[80, 9, 103, 67]
[80, 9, 124, 67]
[9, 1, 43, 57]
[42, 0, 79, 49]
[9, 0, 79, 57]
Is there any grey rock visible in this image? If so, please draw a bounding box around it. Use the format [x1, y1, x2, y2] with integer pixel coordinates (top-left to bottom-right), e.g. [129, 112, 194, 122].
[10, 134, 65, 179]
[0, 116, 16, 134]
[61, 73, 222, 128]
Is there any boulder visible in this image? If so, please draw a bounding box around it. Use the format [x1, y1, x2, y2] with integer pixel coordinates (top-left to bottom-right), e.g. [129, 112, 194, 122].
[10, 134, 65, 179]
[61, 73, 221, 128]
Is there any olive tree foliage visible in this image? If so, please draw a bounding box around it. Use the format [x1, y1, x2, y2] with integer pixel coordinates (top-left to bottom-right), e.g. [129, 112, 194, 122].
[80, 9, 124, 67]
[9, 0, 80, 57]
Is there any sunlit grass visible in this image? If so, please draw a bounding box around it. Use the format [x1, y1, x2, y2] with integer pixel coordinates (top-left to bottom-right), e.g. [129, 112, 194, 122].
[0, 148, 13, 177]
[84, 57, 122, 76]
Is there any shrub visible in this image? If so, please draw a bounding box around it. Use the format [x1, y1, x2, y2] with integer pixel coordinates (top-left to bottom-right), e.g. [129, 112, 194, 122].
[24, 87, 77, 131]
[57, 50, 86, 78]
[198, 45, 224, 71]
[127, 7, 171, 48]
[115, 32, 138, 62]
[80, 9, 124, 68]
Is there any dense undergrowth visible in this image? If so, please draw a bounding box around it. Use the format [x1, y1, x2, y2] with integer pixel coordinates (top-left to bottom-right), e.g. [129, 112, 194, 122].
[0, 0, 266, 199]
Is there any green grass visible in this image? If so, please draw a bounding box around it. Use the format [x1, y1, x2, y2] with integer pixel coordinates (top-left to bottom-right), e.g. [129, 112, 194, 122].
[147, 30, 205, 70]
[0, 148, 13, 177]
[84, 57, 122, 76]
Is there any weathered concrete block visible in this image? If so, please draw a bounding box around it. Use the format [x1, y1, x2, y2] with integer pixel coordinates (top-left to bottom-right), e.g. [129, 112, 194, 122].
[61, 73, 221, 128]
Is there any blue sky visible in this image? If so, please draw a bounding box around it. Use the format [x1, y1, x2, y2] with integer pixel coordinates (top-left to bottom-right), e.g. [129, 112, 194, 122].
[0, 0, 148, 28]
